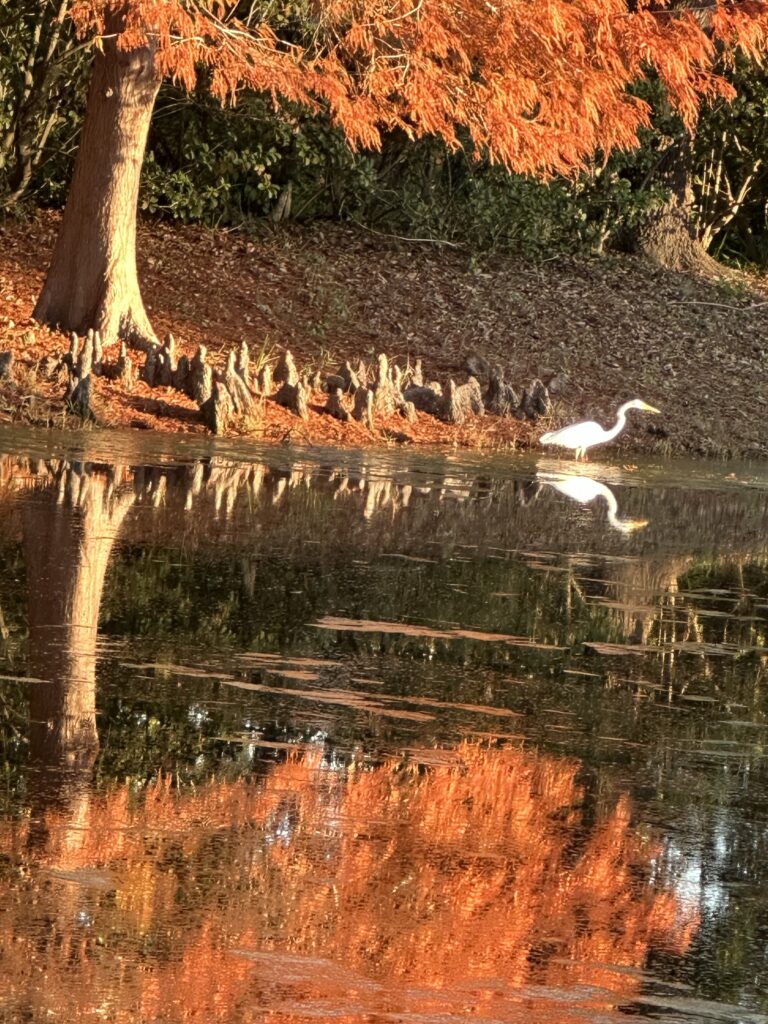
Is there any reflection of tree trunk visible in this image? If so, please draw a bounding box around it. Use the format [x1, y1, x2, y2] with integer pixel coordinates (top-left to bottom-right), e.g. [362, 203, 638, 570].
[24, 470, 133, 772]
[613, 557, 692, 645]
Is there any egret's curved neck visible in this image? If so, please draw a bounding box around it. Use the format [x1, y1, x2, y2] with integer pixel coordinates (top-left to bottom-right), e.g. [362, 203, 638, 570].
[606, 402, 634, 443]
[599, 486, 637, 534]
[601, 489, 620, 529]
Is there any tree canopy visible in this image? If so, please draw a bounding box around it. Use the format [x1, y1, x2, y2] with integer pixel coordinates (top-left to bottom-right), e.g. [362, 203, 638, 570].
[70, 0, 768, 176]
[21, 0, 768, 345]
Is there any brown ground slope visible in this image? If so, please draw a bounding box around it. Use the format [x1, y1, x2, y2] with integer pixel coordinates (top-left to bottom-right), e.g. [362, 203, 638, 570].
[1, 211, 767, 457]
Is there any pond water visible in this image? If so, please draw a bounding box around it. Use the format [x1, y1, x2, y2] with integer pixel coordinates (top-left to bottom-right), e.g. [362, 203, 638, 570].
[0, 426, 767, 1024]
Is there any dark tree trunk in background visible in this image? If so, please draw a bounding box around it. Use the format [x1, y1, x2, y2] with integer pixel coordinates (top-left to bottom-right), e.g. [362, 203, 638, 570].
[33, 25, 161, 345]
[0, 0, 77, 211]
[636, 134, 721, 275]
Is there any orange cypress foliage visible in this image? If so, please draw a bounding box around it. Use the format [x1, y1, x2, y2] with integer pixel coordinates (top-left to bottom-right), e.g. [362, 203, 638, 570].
[66, 0, 768, 175]
[0, 744, 699, 1021]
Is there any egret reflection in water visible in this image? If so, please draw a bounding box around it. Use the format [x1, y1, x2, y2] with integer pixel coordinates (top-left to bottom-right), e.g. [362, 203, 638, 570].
[537, 471, 649, 534]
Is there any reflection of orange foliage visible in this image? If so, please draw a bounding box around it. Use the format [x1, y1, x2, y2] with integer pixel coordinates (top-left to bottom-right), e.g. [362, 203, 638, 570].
[0, 744, 697, 1022]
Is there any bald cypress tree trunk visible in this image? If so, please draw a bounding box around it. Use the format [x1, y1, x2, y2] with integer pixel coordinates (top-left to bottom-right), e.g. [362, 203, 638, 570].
[636, 134, 720, 275]
[33, 30, 161, 346]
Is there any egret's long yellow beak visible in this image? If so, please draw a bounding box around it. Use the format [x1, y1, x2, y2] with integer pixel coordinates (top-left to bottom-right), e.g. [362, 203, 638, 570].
[641, 403, 660, 413]
[626, 518, 650, 532]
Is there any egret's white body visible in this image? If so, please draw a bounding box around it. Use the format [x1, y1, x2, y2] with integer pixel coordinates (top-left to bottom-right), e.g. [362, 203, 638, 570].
[537, 472, 648, 534]
[539, 399, 660, 460]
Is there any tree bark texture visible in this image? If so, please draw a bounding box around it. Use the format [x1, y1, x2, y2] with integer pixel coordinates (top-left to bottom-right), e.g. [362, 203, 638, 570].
[33, 27, 162, 345]
[636, 134, 721, 275]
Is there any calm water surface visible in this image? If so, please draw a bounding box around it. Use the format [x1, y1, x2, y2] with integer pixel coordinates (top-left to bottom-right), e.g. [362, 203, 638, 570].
[0, 426, 767, 1023]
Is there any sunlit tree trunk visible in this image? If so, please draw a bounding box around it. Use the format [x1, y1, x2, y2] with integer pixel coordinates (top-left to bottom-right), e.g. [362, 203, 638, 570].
[33, 26, 161, 346]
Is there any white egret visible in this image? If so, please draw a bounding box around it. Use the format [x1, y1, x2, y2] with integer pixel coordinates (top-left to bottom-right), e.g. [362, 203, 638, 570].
[539, 399, 660, 460]
[537, 472, 648, 534]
